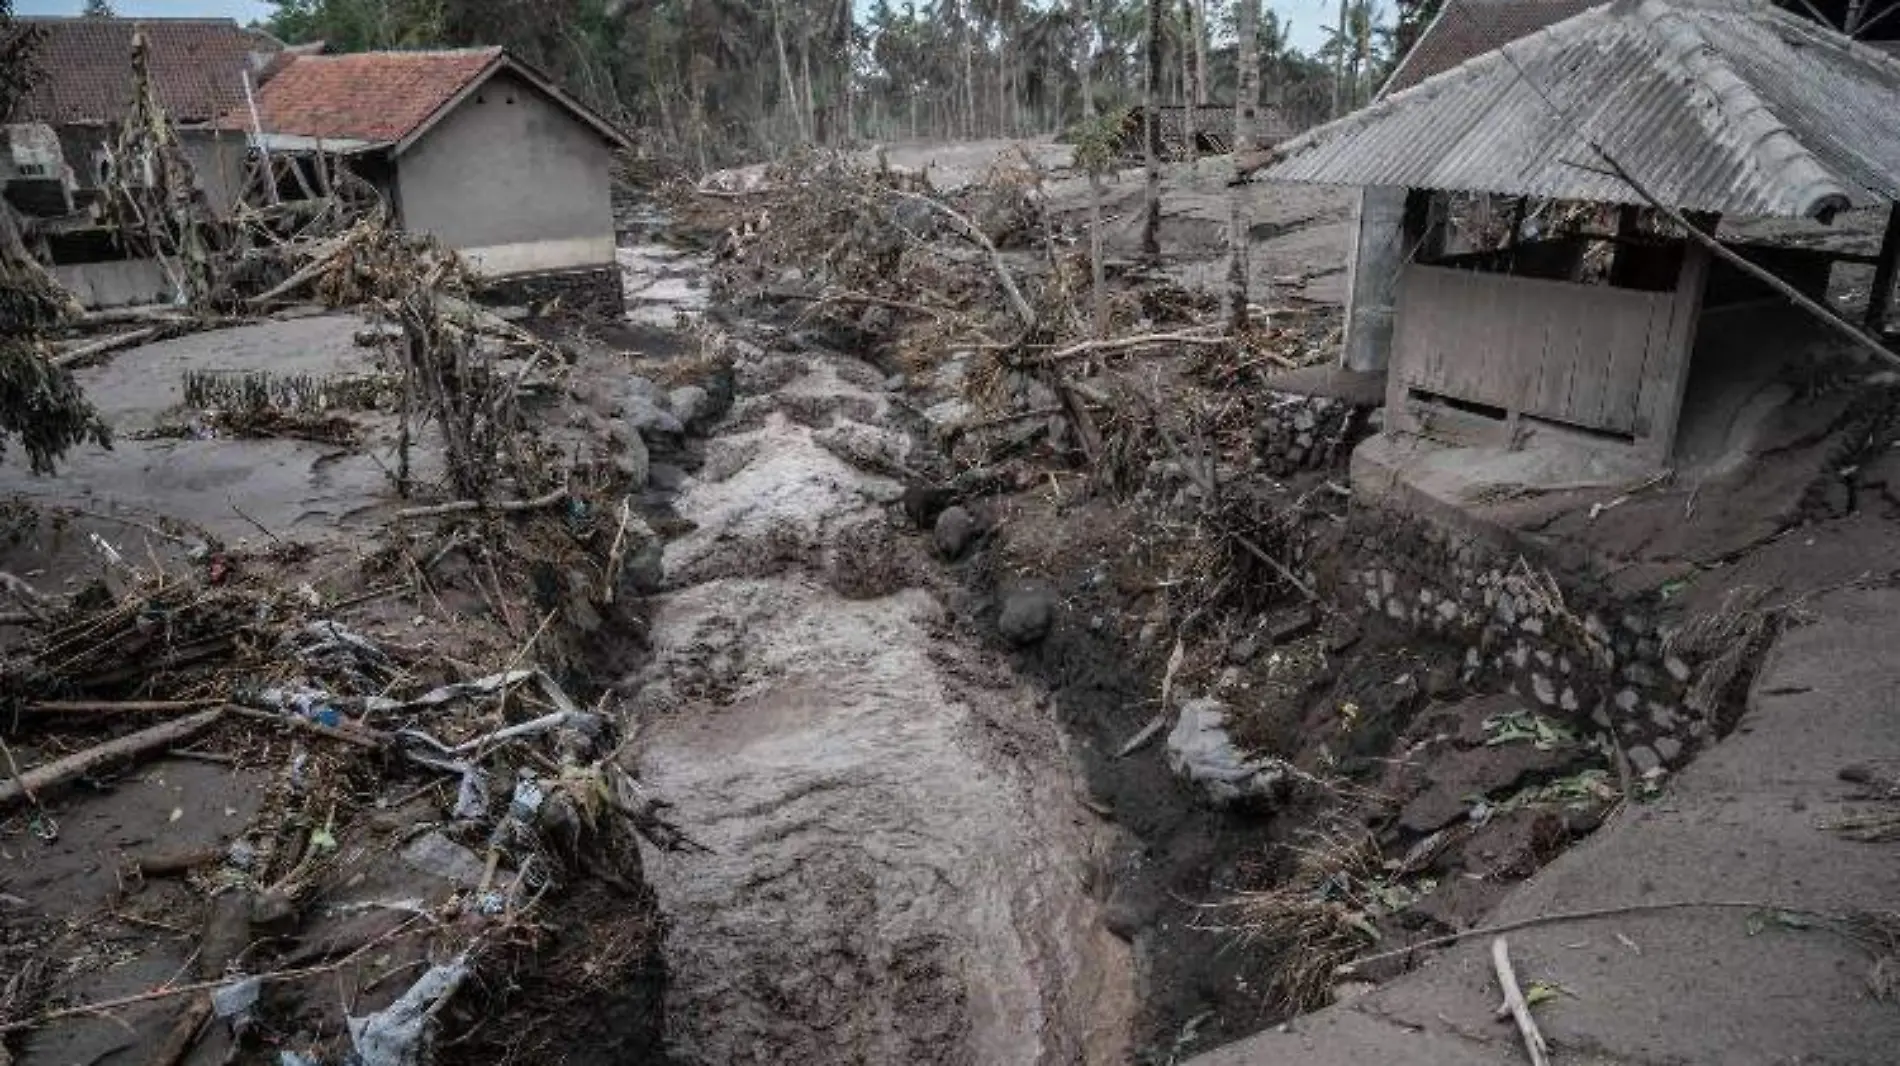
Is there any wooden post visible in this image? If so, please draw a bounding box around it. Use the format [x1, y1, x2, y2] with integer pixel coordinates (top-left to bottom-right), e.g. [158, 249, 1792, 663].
[1609, 204, 1642, 287]
[1638, 231, 1713, 465]
[1866, 202, 1900, 333]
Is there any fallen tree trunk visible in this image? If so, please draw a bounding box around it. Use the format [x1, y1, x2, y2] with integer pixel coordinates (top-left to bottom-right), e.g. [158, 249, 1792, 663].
[0, 709, 223, 810]
[53, 327, 161, 369]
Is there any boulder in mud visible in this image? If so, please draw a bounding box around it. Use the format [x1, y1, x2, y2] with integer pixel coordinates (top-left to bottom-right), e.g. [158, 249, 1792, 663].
[1166, 698, 1292, 807]
[934, 505, 976, 559]
[615, 427, 651, 489]
[670, 385, 711, 432]
[626, 395, 685, 440]
[998, 582, 1057, 645]
[620, 540, 666, 597]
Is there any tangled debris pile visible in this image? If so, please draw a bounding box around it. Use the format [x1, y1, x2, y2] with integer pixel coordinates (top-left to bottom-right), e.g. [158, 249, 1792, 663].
[0, 179, 715, 1064]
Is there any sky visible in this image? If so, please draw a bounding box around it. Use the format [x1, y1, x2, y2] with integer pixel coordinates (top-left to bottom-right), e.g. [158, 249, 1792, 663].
[17, 0, 1346, 54]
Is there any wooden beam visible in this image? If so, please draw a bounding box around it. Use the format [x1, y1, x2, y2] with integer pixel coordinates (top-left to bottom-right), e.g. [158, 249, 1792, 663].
[1609, 204, 1643, 287]
[1866, 202, 1900, 333]
[1639, 235, 1712, 465]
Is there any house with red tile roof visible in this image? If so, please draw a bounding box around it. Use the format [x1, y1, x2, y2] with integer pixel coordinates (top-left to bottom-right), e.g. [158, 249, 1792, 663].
[232, 47, 634, 310]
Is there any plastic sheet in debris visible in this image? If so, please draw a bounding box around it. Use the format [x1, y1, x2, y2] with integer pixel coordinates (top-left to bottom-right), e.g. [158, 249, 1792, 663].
[364, 669, 536, 715]
[212, 974, 262, 1022]
[345, 956, 469, 1066]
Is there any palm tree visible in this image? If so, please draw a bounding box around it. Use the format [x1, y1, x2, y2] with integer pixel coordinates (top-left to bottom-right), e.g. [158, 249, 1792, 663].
[1143, 0, 1162, 257]
[1229, 0, 1258, 331]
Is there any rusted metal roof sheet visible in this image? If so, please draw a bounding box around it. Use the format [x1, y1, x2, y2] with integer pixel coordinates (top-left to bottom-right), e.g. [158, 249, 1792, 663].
[1261, 0, 1900, 218]
[1382, 0, 1604, 95]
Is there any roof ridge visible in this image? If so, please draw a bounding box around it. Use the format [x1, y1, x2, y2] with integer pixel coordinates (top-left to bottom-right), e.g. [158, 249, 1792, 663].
[23, 15, 241, 23]
[1263, 3, 1618, 170]
[291, 46, 503, 59]
[1634, 0, 1850, 218]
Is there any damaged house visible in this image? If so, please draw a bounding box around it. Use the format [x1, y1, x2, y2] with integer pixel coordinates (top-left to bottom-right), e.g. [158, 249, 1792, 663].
[1250, 0, 1900, 481]
[229, 48, 633, 315]
[3, 16, 280, 306]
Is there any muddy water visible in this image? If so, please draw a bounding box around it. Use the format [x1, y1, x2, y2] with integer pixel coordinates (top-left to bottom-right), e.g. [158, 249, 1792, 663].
[627, 323, 1133, 1063]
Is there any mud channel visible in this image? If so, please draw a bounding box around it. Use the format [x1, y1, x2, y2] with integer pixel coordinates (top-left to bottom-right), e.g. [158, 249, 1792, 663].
[615, 240, 1135, 1064]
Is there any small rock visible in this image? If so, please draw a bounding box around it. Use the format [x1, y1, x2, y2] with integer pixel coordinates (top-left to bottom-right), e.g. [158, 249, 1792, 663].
[619, 541, 666, 597]
[1227, 637, 1261, 665]
[1531, 673, 1557, 706]
[624, 393, 684, 440]
[1325, 617, 1363, 653]
[1102, 879, 1162, 941]
[648, 462, 689, 493]
[998, 584, 1057, 646]
[933, 505, 976, 559]
[402, 831, 487, 886]
[1615, 688, 1641, 713]
[669, 385, 711, 431]
[1664, 655, 1692, 683]
[1655, 736, 1684, 763]
[1521, 615, 1545, 636]
[1267, 606, 1317, 644]
[1627, 746, 1662, 775]
[615, 429, 650, 488]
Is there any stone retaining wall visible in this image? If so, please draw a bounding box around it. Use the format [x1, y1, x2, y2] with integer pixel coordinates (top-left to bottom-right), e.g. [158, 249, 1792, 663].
[1250, 392, 1374, 477]
[1333, 509, 1706, 777]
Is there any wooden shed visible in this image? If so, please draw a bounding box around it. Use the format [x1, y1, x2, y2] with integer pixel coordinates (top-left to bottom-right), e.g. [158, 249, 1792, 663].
[1251, 0, 1900, 464]
[1116, 104, 1293, 161]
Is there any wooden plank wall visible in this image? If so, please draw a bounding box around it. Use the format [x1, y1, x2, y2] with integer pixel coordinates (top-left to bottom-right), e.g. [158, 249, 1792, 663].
[1390, 264, 1681, 437]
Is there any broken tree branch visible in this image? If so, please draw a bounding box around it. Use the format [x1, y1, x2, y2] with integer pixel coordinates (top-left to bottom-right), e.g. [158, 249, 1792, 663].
[0, 709, 223, 810]
[1492, 937, 1552, 1066]
[0, 915, 425, 1035]
[246, 239, 345, 307]
[53, 327, 161, 369]
[26, 699, 222, 715]
[224, 705, 388, 750]
[1035, 330, 1229, 364]
[1346, 898, 1861, 971]
[886, 189, 1036, 331]
[391, 484, 569, 522]
[1596, 155, 1900, 370]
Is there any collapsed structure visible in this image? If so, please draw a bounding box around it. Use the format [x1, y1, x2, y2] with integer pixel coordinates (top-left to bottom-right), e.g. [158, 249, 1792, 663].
[0, 17, 631, 313]
[2, 17, 276, 305]
[1252, 0, 1900, 471]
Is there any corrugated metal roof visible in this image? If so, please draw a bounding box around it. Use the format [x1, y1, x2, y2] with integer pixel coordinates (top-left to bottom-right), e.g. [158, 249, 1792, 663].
[1260, 0, 1900, 218]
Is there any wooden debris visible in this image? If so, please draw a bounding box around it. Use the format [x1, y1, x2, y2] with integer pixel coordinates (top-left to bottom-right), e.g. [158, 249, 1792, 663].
[391, 484, 569, 522]
[1492, 937, 1553, 1066]
[52, 326, 162, 369]
[26, 699, 222, 716]
[0, 709, 223, 810]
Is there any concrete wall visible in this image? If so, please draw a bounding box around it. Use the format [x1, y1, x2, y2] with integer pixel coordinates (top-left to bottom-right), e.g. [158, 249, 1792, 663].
[394, 71, 616, 277]
[51, 258, 175, 309]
